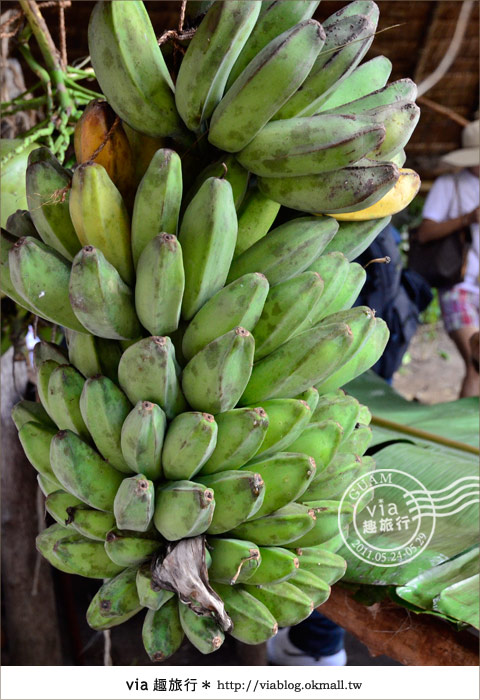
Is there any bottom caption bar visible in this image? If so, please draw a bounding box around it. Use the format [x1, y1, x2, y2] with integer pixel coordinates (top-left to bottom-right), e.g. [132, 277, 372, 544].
[2, 665, 479, 700]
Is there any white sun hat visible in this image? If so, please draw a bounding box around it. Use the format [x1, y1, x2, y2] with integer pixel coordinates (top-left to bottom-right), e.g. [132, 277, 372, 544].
[441, 119, 479, 167]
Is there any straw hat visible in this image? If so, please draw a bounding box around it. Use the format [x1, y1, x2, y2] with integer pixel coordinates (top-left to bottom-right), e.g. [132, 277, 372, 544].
[441, 119, 479, 167]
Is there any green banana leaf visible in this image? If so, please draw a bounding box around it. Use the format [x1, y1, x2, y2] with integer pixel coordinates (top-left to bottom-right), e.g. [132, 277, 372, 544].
[347, 370, 478, 449]
[335, 372, 479, 628]
[396, 546, 479, 609]
[338, 442, 479, 585]
[434, 574, 480, 629]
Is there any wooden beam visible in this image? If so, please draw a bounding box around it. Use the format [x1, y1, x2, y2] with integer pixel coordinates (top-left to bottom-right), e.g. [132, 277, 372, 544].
[320, 586, 479, 666]
[1, 350, 63, 665]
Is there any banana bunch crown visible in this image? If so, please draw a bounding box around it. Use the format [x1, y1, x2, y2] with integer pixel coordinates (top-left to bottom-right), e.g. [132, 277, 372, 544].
[2, 0, 421, 662]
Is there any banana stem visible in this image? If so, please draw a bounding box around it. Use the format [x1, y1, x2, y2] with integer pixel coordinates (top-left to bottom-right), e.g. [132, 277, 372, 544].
[18, 43, 54, 115]
[0, 120, 55, 168]
[370, 414, 480, 456]
[0, 96, 47, 115]
[18, 0, 75, 115]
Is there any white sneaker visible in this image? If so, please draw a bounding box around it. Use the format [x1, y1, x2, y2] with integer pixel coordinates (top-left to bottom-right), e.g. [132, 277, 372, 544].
[267, 627, 347, 666]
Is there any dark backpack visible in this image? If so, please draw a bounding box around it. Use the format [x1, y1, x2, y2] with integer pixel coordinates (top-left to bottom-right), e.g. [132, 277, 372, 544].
[354, 224, 432, 380]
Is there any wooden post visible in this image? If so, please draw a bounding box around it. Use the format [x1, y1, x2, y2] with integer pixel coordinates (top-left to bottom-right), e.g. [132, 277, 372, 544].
[320, 585, 479, 666]
[1, 349, 63, 665]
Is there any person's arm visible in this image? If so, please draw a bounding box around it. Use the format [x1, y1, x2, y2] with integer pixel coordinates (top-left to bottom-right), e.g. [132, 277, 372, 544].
[417, 208, 478, 243]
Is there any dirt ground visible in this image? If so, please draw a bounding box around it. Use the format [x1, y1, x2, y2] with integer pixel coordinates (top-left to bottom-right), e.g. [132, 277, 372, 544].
[392, 322, 465, 404]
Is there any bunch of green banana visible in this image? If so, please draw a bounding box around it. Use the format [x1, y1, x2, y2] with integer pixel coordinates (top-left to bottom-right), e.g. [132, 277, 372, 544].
[4, 0, 425, 663]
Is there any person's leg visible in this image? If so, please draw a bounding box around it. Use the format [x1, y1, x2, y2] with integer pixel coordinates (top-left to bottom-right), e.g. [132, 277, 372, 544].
[267, 612, 347, 666]
[438, 288, 479, 398]
[449, 326, 479, 397]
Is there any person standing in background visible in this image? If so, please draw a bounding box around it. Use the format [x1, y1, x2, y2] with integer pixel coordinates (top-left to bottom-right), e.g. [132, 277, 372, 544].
[417, 119, 479, 397]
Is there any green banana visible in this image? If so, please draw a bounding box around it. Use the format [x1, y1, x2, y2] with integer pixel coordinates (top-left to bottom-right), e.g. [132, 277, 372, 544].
[179, 177, 237, 321]
[131, 148, 182, 267]
[316, 55, 392, 112]
[87, 566, 142, 630]
[182, 327, 254, 414]
[274, 14, 376, 119]
[182, 273, 269, 361]
[45, 490, 84, 527]
[142, 598, 185, 662]
[114, 474, 155, 532]
[8, 237, 86, 332]
[314, 529, 349, 554]
[305, 251, 351, 323]
[175, 1, 261, 131]
[358, 404, 372, 425]
[339, 424, 372, 455]
[363, 101, 420, 160]
[5, 209, 40, 239]
[240, 322, 353, 404]
[79, 375, 133, 473]
[66, 507, 116, 541]
[38, 525, 124, 578]
[50, 429, 124, 511]
[178, 601, 225, 655]
[69, 245, 141, 340]
[161, 412, 218, 481]
[211, 583, 277, 644]
[104, 528, 161, 567]
[312, 393, 361, 439]
[33, 340, 67, 368]
[0, 230, 38, 312]
[246, 580, 313, 627]
[293, 545, 347, 584]
[245, 546, 299, 585]
[228, 216, 338, 286]
[390, 149, 407, 167]
[66, 330, 122, 383]
[36, 524, 83, 574]
[153, 481, 215, 540]
[287, 419, 343, 471]
[243, 452, 316, 519]
[207, 537, 261, 584]
[199, 407, 269, 475]
[88, 0, 181, 138]
[11, 399, 55, 430]
[69, 162, 133, 284]
[135, 233, 184, 336]
[18, 422, 62, 486]
[289, 568, 330, 607]
[120, 401, 167, 480]
[258, 161, 399, 214]
[289, 500, 354, 547]
[294, 387, 319, 413]
[36, 359, 59, 418]
[322, 216, 391, 261]
[38, 474, 62, 497]
[47, 364, 89, 438]
[234, 187, 280, 257]
[251, 398, 312, 459]
[182, 156, 250, 214]
[303, 452, 364, 500]
[136, 563, 175, 610]
[25, 147, 81, 260]
[230, 503, 316, 546]
[315, 317, 389, 393]
[252, 272, 324, 361]
[237, 114, 385, 177]
[226, 1, 321, 89]
[197, 470, 265, 534]
[117, 336, 186, 420]
[209, 20, 325, 152]
[319, 262, 366, 317]
[324, 78, 418, 116]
